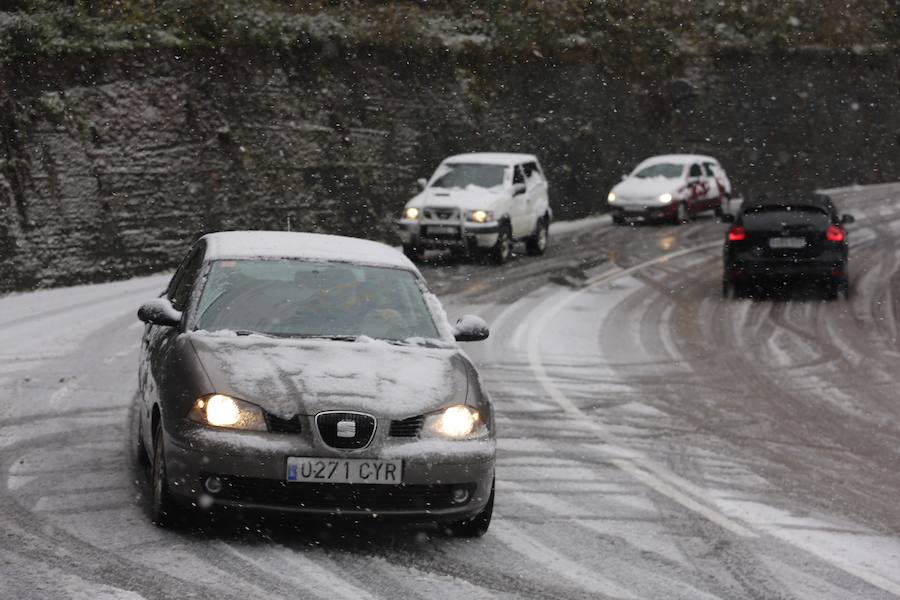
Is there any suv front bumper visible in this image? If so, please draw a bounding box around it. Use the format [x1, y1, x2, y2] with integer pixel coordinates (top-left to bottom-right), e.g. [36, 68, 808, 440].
[397, 219, 499, 250]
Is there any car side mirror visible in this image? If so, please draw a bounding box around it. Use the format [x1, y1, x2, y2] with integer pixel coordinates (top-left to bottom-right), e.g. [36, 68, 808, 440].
[417, 178, 428, 190]
[841, 214, 855, 225]
[138, 298, 182, 328]
[720, 213, 735, 223]
[512, 183, 526, 196]
[621, 174, 628, 181]
[453, 315, 490, 342]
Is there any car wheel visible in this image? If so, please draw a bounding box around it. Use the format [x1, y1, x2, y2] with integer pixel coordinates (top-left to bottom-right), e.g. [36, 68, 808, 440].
[489, 224, 512, 265]
[830, 278, 850, 301]
[133, 409, 150, 467]
[150, 421, 180, 527]
[448, 480, 494, 538]
[525, 217, 549, 256]
[402, 244, 423, 263]
[675, 202, 689, 224]
[722, 279, 742, 299]
[612, 215, 625, 225]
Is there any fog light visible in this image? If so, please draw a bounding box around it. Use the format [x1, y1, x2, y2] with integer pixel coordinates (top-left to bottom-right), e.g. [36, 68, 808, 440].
[204, 476, 223, 494]
[451, 487, 470, 504]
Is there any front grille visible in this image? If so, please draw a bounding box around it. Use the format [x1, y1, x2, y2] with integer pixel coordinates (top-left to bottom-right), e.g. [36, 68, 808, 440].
[214, 478, 473, 512]
[424, 207, 460, 220]
[266, 413, 303, 434]
[389, 415, 424, 437]
[315, 412, 376, 449]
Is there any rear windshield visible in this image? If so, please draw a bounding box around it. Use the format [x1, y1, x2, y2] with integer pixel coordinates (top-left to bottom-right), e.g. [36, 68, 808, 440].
[741, 205, 831, 230]
[633, 163, 684, 179]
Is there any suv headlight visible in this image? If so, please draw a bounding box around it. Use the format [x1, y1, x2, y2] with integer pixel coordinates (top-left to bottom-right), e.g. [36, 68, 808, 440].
[466, 210, 494, 224]
[658, 193, 673, 204]
[189, 394, 267, 431]
[607, 192, 616, 203]
[422, 405, 488, 439]
[403, 207, 420, 220]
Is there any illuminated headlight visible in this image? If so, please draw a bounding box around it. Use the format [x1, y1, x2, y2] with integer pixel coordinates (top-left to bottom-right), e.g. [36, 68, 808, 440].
[607, 192, 616, 203]
[467, 210, 494, 224]
[658, 193, 673, 204]
[403, 207, 420, 220]
[189, 394, 267, 431]
[423, 405, 487, 439]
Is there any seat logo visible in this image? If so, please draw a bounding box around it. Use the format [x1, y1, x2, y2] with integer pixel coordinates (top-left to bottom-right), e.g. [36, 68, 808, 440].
[336, 420, 357, 438]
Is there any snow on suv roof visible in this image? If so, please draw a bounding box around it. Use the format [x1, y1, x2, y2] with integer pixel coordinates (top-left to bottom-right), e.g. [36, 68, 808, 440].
[637, 154, 719, 167]
[444, 152, 538, 166]
[201, 231, 419, 273]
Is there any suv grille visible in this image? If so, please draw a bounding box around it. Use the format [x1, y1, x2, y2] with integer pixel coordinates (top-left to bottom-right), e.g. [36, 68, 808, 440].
[266, 413, 303, 434]
[389, 415, 424, 437]
[315, 412, 376, 449]
[215, 478, 474, 512]
[424, 207, 460, 220]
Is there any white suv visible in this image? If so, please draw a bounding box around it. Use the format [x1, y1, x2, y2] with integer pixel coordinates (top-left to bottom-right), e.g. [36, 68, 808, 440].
[397, 153, 552, 264]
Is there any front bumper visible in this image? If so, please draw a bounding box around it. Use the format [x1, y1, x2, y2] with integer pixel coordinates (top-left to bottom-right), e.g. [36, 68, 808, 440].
[611, 203, 676, 220]
[397, 219, 499, 250]
[164, 421, 495, 520]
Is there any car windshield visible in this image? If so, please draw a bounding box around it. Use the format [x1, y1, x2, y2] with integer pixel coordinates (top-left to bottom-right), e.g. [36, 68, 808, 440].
[195, 259, 440, 341]
[431, 163, 506, 189]
[742, 205, 831, 230]
[633, 163, 684, 179]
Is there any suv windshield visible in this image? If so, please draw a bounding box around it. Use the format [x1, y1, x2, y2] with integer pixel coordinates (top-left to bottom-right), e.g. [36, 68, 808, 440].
[431, 163, 506, 189]
[633, 163, 684, 179]
[196, 260, 440, 341]
[742, 205, 831, 230]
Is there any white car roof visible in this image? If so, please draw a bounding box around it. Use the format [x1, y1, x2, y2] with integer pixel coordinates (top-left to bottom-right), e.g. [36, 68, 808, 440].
[636, 154, 721, 168]
[200, 231, 419, 273]
[443, 152, 538, 166]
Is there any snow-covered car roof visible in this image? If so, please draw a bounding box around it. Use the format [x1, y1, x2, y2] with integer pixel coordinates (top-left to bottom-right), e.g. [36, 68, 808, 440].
[200, 231, 419, 273]
[635, 154, 721, 168]
[443, 152, 538, 166]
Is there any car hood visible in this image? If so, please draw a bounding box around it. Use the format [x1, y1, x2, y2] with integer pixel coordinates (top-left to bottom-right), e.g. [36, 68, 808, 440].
[612, 176, 683, 202]
[188, 333, 469, 419]
[408, 186, 508, 212]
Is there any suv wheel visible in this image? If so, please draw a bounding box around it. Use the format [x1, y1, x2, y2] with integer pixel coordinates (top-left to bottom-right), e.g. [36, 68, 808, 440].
[402, 244, 423, 263]
[150, 422, 180, 527]
[525, 217, 549, 256]
[489, 224, 512, 265]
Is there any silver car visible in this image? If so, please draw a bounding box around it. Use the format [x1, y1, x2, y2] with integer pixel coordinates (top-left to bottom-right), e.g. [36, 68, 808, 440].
[134, 231, 496, 537]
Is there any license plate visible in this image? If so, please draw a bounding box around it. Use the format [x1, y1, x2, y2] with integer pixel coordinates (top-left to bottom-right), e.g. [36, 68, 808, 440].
[769, 237, 806, 249]
[624, 206, 646, 213]
[426, 225, 458, 235]
[286, 457, 402, 484]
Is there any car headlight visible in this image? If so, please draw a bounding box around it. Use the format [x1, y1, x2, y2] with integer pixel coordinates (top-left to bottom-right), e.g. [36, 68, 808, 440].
[403, 207, 420, 220]
[422, 405, 487, 439]
[188, 394, 267, 431]
[467, 210, 493, 224]
[607, 192, 616, 203]
[658, 193, 673, 204]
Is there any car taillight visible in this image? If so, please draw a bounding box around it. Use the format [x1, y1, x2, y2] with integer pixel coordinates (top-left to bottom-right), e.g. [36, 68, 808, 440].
[727, 226, 746, 242]
[826, 225, 845, 242]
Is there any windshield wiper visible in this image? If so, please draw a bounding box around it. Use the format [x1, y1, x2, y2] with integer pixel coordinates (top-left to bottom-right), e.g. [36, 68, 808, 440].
[291, 334, 359, 342]
[234, 329, 276, 337]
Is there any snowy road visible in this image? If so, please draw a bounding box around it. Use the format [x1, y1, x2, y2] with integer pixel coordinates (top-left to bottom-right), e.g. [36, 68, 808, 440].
[3, 183, 900, 599]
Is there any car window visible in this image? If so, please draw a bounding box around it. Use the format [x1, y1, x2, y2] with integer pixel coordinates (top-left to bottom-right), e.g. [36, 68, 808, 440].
[171, 247, 205, 311]
[522, 162, 543, 189]
[741, 206, 831, 230]
[689, 164, 703, 178]
[431, 163, 505, 189]
[513, 165, 525, 186]
[703, 162, 716, 176]
[633, 163, 684, 179]
[195, 259, 440, 341]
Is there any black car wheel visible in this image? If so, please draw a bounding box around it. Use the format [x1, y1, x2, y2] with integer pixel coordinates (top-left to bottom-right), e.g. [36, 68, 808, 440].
[722, 279, 744, 299]
[150, 421, 180, 527]
[612, 214, 625, 225]
[525, 217, 549, 256]
[448, 480, 494, 538]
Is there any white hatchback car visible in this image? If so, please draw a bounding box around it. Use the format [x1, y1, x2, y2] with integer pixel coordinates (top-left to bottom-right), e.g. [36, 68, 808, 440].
[397, 153, 552, 264]
[607, 154, 732, 224]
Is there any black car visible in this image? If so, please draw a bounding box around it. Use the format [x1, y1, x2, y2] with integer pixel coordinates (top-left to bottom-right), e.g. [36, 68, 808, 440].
[722, 194, 854, 299]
